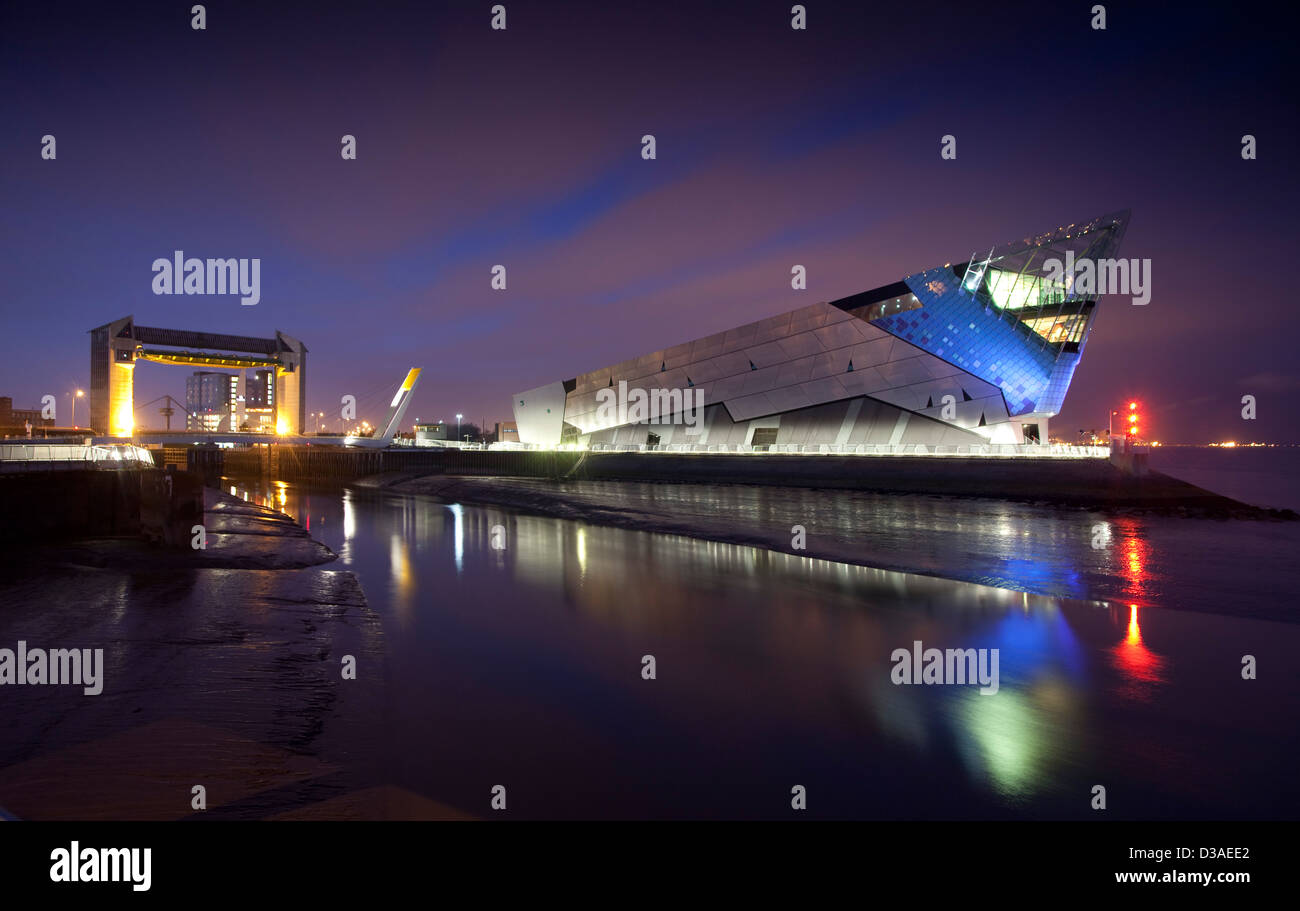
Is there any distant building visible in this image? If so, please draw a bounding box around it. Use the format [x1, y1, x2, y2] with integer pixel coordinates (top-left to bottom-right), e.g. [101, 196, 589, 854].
[415, 422, 449, 443]
[495, 421, 519, 443]
[186, 372, 238, 432]
[0, 396, 54, 433]
[242, 367, 275, 432]
[244, 367, 274, 409]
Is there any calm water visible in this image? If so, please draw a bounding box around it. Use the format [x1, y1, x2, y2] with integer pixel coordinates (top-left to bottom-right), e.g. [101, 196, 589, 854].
[1153, 445, 1300, 512]
[217, 477, 1300, 818]
[3, 467, 1297, 820]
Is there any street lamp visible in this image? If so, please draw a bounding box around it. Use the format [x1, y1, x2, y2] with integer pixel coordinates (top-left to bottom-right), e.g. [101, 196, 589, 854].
[70, 388, 84, 428]
[456, 413, 463, 439]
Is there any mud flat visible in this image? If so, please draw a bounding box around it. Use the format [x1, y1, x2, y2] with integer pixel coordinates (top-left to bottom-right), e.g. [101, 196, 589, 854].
[46, 487, 339, 571]
[364, 458, 1295, 526]
[0, 486, 382, 821]
[561, 453, 1297, 514]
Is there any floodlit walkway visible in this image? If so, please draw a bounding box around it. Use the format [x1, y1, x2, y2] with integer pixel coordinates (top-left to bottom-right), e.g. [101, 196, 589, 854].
[485, 441, 1110, 459]
[0, 442, 155, 472]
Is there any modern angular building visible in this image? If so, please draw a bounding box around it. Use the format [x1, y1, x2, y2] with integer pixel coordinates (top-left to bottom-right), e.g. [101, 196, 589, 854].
[513, 212, 1128, 450]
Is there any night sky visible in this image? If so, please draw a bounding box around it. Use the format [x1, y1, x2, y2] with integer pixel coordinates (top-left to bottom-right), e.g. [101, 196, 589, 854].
[2, 0, 1296, 442]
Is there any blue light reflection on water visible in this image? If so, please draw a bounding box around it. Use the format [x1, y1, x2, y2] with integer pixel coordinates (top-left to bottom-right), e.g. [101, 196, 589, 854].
[220, 479, 1300, 819]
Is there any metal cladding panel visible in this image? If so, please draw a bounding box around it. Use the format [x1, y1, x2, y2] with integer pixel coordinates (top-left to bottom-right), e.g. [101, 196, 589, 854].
[743, 340, 789, 368]
[812, 319, 863, 350]
[764, 384, 814, 413]
[774, 331, 826, 360]
[842, 365, 890, 395]
[742, 364, 786, 395]
[751, 312, 794, 344]
[871, 384, 924, 413]
[798, 375, 848, 404]
[846, 398, 906, 444]
[709, 350, 753, 380]
[726, 392, 777, 422]
[788, 306, 831, 334]
[711, 374, 748, 400]
[690, 334, 727, 361]
[513, 381, 568, 445]
[917, 396, 996, 427]
[806, 350, 847, 380]
[775, 358, 815, 386]
[658, 367, 689, 390]
[922, 355, 967, 380]
[721, 324, 759, 354]
[849, 336, 901, 368]
[665, 349, 695, 370]
[664, 341, 694, 361]
[837, 369, 873, 397]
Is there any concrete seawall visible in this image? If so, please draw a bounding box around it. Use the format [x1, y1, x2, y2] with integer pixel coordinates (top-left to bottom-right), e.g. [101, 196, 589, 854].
[189, 445, 584, 484]
[564, 453, 1246, 509]
[0, 467, 205, 546]
[187, 444, 1293, 515]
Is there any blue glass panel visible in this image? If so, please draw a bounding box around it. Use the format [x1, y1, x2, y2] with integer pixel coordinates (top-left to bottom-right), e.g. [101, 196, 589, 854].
[873, 266, 1057, 416]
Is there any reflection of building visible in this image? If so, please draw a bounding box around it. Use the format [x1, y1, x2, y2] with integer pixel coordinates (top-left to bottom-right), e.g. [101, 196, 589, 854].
[185, 371, 238, 432]
[514, 213, 1128, 449]
[89, 316, 306, 436]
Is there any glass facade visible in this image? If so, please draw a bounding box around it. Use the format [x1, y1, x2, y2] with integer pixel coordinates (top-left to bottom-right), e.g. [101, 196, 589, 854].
[186, 371, 235, 432]
[870, 211, 1128, 416]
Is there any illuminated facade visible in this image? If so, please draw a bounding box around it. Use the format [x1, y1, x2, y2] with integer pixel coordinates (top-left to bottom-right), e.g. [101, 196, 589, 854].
[185, 371, 239, 432]
[242, 367, 275, 432]
[89, 316, 307, 436]
[514, 212, 1128, 448]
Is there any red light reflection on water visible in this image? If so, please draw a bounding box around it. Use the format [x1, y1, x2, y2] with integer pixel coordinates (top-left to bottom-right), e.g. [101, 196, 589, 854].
[1108, 519, 1155, 606]
[1111, 604, 1165, 698]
